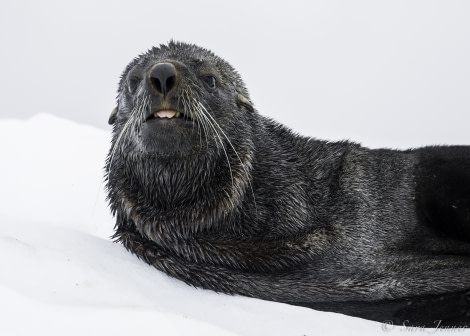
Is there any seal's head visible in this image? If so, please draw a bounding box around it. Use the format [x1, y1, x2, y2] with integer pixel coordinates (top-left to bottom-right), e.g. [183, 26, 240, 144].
[108, 41, 254, 156]
[106, 41, 257, 236]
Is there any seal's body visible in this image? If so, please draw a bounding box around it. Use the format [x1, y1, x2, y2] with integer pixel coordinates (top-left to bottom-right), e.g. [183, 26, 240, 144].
[106, 42, 470, 326]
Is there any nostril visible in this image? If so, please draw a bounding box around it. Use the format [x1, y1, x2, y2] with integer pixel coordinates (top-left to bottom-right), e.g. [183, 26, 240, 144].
[166, 76, 175, 93]
[151, 77, 163, 94]
[149, 63, 177, 96]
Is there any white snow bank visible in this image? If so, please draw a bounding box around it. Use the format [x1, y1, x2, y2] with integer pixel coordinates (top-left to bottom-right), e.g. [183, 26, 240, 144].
[0, 114, 113, 238]
[0, 115, 465, 336]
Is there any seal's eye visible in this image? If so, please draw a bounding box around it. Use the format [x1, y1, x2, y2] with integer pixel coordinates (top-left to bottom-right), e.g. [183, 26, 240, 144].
[128, 76, 141, 94]
[201, 75, 217, 91]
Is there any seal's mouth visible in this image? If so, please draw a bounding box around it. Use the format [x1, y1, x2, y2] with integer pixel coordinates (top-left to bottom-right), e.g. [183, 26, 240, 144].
[145, 110, 192, 122]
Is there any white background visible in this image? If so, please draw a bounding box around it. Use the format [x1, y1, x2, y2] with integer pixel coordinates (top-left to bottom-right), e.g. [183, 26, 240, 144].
[1, 0, 470, 148]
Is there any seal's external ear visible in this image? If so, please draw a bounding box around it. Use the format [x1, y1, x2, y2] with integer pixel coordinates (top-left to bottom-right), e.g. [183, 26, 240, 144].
[237, 94, 254, 113]
[108, 107, 118, 125]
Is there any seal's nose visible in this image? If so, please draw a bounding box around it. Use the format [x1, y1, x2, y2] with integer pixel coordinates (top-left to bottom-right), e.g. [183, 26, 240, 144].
[149, 63, 177, 96]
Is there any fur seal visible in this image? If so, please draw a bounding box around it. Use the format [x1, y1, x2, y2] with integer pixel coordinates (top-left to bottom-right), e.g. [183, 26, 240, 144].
[106, 41, 470, 327]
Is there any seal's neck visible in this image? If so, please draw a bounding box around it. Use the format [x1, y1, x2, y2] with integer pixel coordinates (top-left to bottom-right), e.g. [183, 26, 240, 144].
[107, 148, 254, 239]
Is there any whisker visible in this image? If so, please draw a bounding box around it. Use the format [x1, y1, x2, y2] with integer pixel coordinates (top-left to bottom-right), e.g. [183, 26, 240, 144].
[196, 100, 258, 220]
[185, 89, 204, 149]
[187, 89, 210, 151]
[195, 100, 233, 174]
[107, 93, 150, 176]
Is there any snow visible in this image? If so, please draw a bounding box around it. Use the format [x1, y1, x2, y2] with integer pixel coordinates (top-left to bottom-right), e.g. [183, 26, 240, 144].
[1, 114, 468, 335]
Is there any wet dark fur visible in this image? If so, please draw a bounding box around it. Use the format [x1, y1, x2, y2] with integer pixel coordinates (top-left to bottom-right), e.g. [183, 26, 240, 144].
[106, 41, 470, 327]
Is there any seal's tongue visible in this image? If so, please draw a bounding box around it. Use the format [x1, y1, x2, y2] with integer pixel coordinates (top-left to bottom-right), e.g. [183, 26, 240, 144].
[156, 110, 176, 118]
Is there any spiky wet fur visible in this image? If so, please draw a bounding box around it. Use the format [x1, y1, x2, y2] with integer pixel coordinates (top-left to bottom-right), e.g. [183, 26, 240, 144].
[106, 41, 470, 327]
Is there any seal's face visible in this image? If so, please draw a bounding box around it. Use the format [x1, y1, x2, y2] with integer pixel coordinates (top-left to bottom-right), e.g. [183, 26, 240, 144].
[106, 42, 256, 228]
[109, 42, 254, 156]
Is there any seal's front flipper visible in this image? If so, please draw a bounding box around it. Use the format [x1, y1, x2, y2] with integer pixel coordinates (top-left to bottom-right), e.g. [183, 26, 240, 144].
[415, 146, 470, 243]
[290, 289, 470, 327]
[390, 289, 470, 327]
